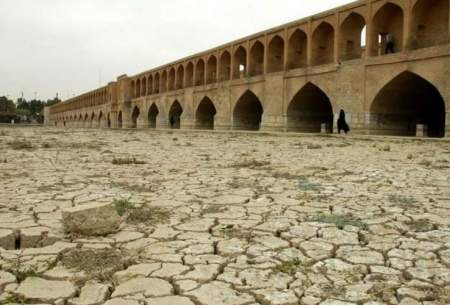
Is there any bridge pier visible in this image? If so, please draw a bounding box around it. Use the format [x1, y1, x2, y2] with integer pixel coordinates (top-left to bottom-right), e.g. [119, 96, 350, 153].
[260, 114, 285, 132]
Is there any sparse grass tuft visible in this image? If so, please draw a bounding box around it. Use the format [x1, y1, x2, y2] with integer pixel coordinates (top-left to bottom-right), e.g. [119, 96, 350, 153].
[8, 140, 34, 150]
[273, 258, 302, 275]
[230, 159, 271, 169]
[61, 249, 132, 281]
[113, 199, 135, 216]
[298, 176, 323, 192]
[112, 157, 146, 165]
[113, 199, 170, 225]
[308, 213, 368, 230]
[406, 219, 436, 232]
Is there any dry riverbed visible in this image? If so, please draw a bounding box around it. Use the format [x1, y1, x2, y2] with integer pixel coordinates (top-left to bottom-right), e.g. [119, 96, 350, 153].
[0, 126, 450, 305]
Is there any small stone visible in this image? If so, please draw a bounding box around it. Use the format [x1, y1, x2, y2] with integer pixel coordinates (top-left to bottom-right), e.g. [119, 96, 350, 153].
[69, 281, 110, 305]
[15, 277, 76, 303]
[62, 202, 121, 236]
[0, 229, 15, 250]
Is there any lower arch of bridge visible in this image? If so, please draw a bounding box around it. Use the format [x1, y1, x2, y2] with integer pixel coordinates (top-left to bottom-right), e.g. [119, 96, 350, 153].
[287, 83, 334, 133]
[148, 104, 159, 128]
[107, 113, 111, 128]
[131, 106, 140, 128]
[370, 71, 446, 138]
[195, 97, 216, 130]
[233, 90, 264, 131]
[118, 111, 123, 128]
[169, 100, 183, 129]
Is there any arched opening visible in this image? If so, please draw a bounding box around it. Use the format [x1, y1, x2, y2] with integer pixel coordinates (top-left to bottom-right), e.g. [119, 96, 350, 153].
[141, 77, 147, 96]
[131, 106, 140, 128]
[287, 83, 334, 133]
[168, 68, 176, 91]
[233, 90, 264, 131]
[340, 12, 366, 61]
[267, 35, 285, 73]
[370, 71, 446, 137]
[136, 79, 141, 98]
[370, 3, 404, 56]
[118, 111, 123, 128]
[195, 97, 217, 130]
[249, 41, 265, 77]
[411, 0, 449, 49]
[176, 65, 184, 90]
[206, 56, 217, 84]
[154, 73, 160, 94]
[195, 59, 205, 86]
[169, 100, 183, 129]
[161, 71, 167, 93]
[233, 46, 247, 79]
[131, 81, 136, 98]
[312, 22, 335, 66]
[98, 112, 103, 127]
[148, 103, 159, 128]
[219, 51, 231, 81]
[147, 76, 153, 95]
[287, 29, 307, 70]
[107, 113, 111, 128]
[185, 62, 194, 87]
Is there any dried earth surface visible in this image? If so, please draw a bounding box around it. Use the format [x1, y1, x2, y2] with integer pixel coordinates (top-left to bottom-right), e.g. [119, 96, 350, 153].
[0, 126, 450, 305]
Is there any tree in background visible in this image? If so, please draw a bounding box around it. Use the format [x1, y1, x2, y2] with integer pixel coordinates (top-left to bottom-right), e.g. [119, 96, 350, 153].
[0, 96, 16, 123]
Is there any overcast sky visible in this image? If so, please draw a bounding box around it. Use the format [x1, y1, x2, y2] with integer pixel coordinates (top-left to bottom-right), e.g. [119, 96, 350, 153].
[0, 0, 354, 101]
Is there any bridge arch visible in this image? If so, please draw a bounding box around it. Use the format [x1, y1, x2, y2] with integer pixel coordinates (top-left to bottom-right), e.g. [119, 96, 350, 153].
[206, 55, 217, 84]
[168, 68, 176, 91]
[185, 62, 194, 87]
[370, 71, 446, 137]
[147, 75, 153, 95]
[118, 111, 123, 128]
[249, 41, 265, 76]
[107, 112, 111, 128]
[176, 65, 184, 90]
[339, 12, 366, 61]
[195, 59, 205, 86]
[287, 82, 334, 133]
[233, 46, 247, 79]
[98, 111, 103, 127]
[161, 71, 168, 93]
[195, 96, 217, 130]
[136, 79, 141, 98]
[288, 29, 307, 70]
[148, 103, 159, 128]
[169, 100, 183, 129]
[370, 2, 404, 56]
[219, 51, 231, 81]
[411, 0, 449, 49]
[267, 35, 285, 73]
[312, 22, 335, 65]
[233, 90, 264, 131]
[154, 73, 160, 94]
[141, 77, 147, 96]
[131, 106, 140, 128]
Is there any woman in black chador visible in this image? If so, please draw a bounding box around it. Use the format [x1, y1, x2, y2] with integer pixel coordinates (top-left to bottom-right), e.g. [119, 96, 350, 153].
[337, 110, 350, 134]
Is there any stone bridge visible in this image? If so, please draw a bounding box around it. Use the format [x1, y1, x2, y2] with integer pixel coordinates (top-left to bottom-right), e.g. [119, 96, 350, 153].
[47, 0, 450, 137]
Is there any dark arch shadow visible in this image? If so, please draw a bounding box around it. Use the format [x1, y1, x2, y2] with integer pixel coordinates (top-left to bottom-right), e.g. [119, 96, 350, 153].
[131, 106, 140, 128]
[287, 82, 334, 133]
[195, 97, 217, 130]
[148, 103, 159, 128]
[233, 90, 264, 131]
[169, 100, 183, 129]
[370, 71, 446, 137]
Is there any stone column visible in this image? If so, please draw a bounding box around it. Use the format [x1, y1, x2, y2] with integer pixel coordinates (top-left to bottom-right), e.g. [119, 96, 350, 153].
[137, 116, 147, 129]
[403, 1, 412, 51]
[334, 12, 339, 64]
[416, 124, 428, 137]
[307, 20, 313, 66]
[156, 115, 169, 129]
[446, 112, 450, 137]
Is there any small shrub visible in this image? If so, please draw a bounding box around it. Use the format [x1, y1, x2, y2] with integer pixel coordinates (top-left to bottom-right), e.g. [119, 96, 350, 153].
[230, 159, 270, 169]
[308, 214, 368, 230]
[273, 258, 302, 275]
[113, 199, 135, 216]
[112, 157, 146, 165]
[8, 140, 34, 150]
[61, 249, 132, 281]
[298, 176, 323, 192]
[406, 219, 436, 232]
[127, 206, 170, 225]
